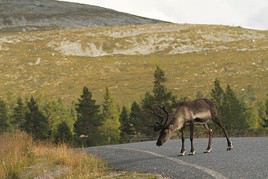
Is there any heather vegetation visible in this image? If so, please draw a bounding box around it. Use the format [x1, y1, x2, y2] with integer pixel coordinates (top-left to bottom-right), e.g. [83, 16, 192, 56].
[0, 67, 267, 146]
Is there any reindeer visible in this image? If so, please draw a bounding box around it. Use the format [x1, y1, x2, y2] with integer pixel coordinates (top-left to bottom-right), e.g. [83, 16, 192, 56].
[153, 98, 233, 156]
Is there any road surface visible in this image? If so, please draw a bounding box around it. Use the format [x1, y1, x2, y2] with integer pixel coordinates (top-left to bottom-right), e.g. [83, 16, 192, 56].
[87, 137, 268, 179]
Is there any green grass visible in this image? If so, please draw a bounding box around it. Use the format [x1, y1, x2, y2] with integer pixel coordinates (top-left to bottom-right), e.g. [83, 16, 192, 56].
[0, 23, 267, 106]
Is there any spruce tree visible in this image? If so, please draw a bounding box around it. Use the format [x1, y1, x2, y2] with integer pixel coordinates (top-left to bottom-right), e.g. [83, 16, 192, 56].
[12, 97, 26, 130]
[129, 101, 142, 135]
[54, 121, 73, 144]
[152, 66, 177, 107]
[141, 66, 177, 136]
[43, 99, 75, 140]
[259, 99, 268, 128]
[210, 79, 226, 131]
[263, 99, 268, 127]
[222, 85, 248, 130]
[23, 96, 50, 140]
[243, 85, 257, 105]
[0, 98, 9, 133]
[211, 80, 251, 131]
[119, 106, 133, 143]
[211, 79, 225, 108]
[245, 107, 260, 129]
[100, 87, 120, 144]
[264, 99, 268, 127]
[74, 87, 101, 146]
[241, 86, 259, 129]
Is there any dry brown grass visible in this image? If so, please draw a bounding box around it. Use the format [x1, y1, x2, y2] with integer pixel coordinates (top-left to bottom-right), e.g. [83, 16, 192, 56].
[0, 131, 34, 178]
[31, 143, 107, 178]
[0, 131, 158, 178]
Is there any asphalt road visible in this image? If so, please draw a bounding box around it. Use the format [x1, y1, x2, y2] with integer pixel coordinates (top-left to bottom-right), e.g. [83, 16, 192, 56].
[87, 137, 268, 179]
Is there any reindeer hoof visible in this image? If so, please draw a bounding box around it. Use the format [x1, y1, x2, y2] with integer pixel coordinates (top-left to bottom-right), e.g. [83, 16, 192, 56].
[227, 143, 233, 151]
[188, 151, 196, 155]
[204, 148, 212, 153]
[227, 146, 233, 151]
[178, 151, 186, 156]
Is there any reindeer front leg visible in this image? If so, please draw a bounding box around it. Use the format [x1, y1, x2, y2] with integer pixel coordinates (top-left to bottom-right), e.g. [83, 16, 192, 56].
[189, 121, 196, 155]
[179, 126, 186, 156]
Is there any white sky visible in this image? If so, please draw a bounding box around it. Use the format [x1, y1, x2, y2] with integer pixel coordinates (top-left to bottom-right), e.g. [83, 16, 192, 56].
[60, 0, 268, 30]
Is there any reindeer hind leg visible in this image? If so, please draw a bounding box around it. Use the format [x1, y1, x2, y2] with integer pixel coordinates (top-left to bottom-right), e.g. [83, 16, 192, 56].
[213, 118, 233, 151]
[203, 123, 212, 153]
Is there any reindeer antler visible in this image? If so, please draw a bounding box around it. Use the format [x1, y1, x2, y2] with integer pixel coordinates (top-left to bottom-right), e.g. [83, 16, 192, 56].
[159, 106, 169, 128]
[150, 108, 165, 120]
[153, 123, 163, 132]
[148, 108, 164, 131]
[150, 106, 170, 132]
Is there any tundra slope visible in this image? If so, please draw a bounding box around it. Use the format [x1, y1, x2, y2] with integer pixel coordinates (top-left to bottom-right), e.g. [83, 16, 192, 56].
[0, 0, 267, 105]
[0, 23, 267, 105]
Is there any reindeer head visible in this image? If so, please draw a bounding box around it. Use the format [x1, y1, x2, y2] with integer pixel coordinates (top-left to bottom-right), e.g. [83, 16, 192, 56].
[152, 106, 174, 146]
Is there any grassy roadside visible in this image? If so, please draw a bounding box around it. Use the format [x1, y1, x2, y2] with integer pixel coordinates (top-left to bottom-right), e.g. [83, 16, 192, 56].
[0, 131, 159, 179]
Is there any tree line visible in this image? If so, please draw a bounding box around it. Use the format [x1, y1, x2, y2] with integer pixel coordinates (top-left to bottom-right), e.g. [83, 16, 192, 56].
[0, 66, 267, 146]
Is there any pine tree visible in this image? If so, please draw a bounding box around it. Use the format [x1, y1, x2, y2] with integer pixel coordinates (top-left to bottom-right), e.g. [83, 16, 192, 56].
[23, 96, 50, 140]
[12, 97, 26, 129]
[222, 85, 248, 130]
[0, 98, 9, 133]
[100, 87, 120, 144]
[129, 101, 142, 135]
[142, 92, 155, 110]
[74, 87, 101, 146]
[210, 79, 227, 131]
[152, 66, 177, 107]
[259, 99, 268, 128]
[263, 99, 268, 127]
[241, 86, 259, 129]
[246, 107, 260, 129]
[119, 106, 132, 143]
[243, 85, 257, 105]
[54, 121, 73, 144]
[43, 99, 75, 140]
[211, 79, 225, 108]
[141, 66, 177, 136]
[211, 80, 251, 131]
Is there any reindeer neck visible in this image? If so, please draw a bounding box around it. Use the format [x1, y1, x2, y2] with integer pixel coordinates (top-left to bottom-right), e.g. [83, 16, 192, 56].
[172, 106, 192, 131]
[168, 117, 185, 132]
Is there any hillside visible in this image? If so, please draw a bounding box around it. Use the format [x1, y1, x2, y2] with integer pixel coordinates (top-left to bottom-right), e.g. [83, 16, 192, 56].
[1, 22, 268, 105]
[0, 0, 160, 31]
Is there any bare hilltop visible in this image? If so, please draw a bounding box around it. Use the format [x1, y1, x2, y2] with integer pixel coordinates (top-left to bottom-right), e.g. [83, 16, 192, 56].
[0, 0, 160, 30]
